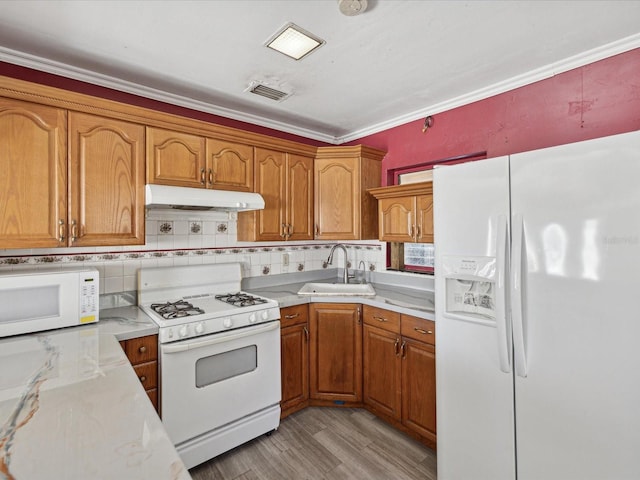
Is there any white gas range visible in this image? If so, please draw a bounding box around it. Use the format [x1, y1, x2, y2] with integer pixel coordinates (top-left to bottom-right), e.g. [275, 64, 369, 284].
[138, 263, 281, 469]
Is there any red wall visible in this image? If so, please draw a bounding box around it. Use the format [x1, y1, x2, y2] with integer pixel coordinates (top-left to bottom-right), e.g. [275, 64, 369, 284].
[0, 62, 328, 147]
[350, 48, 640, 185]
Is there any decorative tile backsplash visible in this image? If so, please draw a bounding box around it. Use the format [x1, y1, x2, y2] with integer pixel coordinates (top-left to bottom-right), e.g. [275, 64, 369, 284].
[0, 210, 385, 296]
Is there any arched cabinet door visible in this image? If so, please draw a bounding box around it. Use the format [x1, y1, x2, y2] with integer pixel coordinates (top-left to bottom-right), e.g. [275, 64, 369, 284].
[206, 138, 254, 192]
[146, 127, 206, 188]
[69, 112, 145, 246]
[0, 98, 67, 248]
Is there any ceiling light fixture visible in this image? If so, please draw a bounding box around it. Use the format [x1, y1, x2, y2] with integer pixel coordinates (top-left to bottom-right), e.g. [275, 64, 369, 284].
[265, 23, 325, 60]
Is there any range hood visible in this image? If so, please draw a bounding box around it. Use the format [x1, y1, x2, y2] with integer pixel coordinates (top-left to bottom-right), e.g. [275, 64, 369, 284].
[145, 184, 265, 211]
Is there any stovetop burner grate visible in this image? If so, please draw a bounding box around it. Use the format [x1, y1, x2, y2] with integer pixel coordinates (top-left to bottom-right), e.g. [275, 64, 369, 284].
[215, 292, 269, 308]
[150, 300, 205, 319]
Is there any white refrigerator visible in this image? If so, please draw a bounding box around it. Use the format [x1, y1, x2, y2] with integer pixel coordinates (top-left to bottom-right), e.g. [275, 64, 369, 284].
[434, 129, 640, 480]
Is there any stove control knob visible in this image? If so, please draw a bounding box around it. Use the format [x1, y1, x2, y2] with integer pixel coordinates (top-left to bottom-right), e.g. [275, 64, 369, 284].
[249, 313, 257, 323]
[223, 318, 233, 329]
[261, 311, 270, 321]
[179, 325, 188, 338]
[167, 329, 174, 339]
[195, 322, 204, 334]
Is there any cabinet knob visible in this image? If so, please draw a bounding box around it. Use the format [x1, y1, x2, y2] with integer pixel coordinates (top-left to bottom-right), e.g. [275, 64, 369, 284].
[208, 169, 213, 186]
[373, 315, 387, 323]
[416, 225, 422, 240]
[285, 313, 300, 319]
[394, 337, 400, 356]
[138, 345, 147, 354]
[400, 340, 407, 358]
[139, 375, 147, 383]
[200, 168, 206, 185]
[281, 224, 287, 238]
[303, 325, 309, 341]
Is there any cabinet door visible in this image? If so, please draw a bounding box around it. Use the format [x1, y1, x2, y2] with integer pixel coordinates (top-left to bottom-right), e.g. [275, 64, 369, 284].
[363, 324, 402, 420]
[309, 303, 362, 402]
[402, 338, 437, 443]
[415, 193, 434, 243]
[314, 158, 359, 240]
[206, 138, 253, 191]
[146, 127, 206, 187]
[280, 323, 309, 417]
[254, 148, 286, 241]
[0, 99, 67, 248]
[69, 112, 145, 246]
[378, 196, 415, 242]
[287, 154, 314, 241]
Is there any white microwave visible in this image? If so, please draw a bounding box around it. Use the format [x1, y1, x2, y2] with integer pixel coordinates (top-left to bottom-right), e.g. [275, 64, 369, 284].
[0, 267, 99, 338]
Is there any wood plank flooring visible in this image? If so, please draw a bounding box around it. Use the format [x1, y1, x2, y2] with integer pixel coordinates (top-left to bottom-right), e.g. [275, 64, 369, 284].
[189, 407, 437, 480]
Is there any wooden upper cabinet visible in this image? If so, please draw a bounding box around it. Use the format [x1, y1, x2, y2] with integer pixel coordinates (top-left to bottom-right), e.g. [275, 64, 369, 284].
[286, 154, 314, 240]
[314, 145, 384, 240]
[206, 138, 253, 191]
[253, 148, 287, 240]
[147, 129, 254, 191]
[369, 181, 434, 243]
[69, 112, 145, 246]
[238, 150, 313, 242]
[0, 98, 67, 248]
[146, 127, 206, 188]
[415, 193, 434, 243]
[378, 196, 415, 243]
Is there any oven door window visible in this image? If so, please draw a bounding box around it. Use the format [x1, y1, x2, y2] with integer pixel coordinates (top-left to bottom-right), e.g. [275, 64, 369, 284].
[195, 345, 257, 388]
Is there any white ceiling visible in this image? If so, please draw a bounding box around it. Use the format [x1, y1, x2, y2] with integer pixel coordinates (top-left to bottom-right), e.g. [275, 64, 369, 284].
[0, 0, 639, 144]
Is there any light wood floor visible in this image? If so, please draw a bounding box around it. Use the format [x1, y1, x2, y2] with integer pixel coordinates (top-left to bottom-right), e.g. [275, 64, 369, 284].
[189, 407, 437, 480]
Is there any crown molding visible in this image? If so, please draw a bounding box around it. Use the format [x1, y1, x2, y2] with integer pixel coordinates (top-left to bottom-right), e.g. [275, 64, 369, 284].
[336, 33, 640, 144]
[0, 46, 338, 144]
[2, 32, 639, 146]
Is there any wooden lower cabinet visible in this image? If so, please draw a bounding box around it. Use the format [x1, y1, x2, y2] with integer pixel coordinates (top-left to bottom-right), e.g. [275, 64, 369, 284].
[309, 303, 362, 404]
[401, 337, 436, 442]
[362, 306, 437, 448]
[279, 302, 435, 449]
[280, 304, 309, 418]
[119, 335, 159, 414]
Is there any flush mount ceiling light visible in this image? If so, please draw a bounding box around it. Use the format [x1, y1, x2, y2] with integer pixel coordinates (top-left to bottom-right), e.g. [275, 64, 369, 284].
[265, 23, 325, 60]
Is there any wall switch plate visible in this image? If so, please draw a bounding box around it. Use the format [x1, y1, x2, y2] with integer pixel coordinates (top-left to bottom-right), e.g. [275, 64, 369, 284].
[282, 253, 290, 266]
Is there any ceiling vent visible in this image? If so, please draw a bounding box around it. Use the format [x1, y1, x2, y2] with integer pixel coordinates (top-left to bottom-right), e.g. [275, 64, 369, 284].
[246, 81, 291, 102]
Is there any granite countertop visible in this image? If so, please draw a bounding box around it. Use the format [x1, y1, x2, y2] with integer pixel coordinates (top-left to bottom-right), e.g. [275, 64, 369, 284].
[246, 279, 435, 321]
[0, 320, 189, 480]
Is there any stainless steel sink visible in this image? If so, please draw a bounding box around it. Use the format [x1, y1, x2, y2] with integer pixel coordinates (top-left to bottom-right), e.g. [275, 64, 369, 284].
[297, 282, 376, 297]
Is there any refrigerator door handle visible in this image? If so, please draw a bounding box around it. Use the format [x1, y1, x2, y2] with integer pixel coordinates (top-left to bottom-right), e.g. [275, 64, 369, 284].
[511, 213, 528, 377]
[495, 214, 512, 373]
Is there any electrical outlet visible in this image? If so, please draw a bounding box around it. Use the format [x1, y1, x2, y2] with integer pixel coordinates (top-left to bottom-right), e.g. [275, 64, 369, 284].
[282, 253, 290, 266]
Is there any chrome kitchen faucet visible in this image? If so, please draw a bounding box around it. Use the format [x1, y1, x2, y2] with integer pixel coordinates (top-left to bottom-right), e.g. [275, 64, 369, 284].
[327, 243, 349, 284]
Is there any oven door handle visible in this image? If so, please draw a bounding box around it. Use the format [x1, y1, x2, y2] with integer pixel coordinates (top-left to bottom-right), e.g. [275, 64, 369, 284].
[162, 321, 279, 354]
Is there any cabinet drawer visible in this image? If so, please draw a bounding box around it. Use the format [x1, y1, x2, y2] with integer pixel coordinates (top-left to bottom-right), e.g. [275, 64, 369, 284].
[133, 361, 158, 390]
[280, 304, 309, 328]
[401, 315, 435, 345]
[363, 305, 400, 333]
[122, 335, 158, 364]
